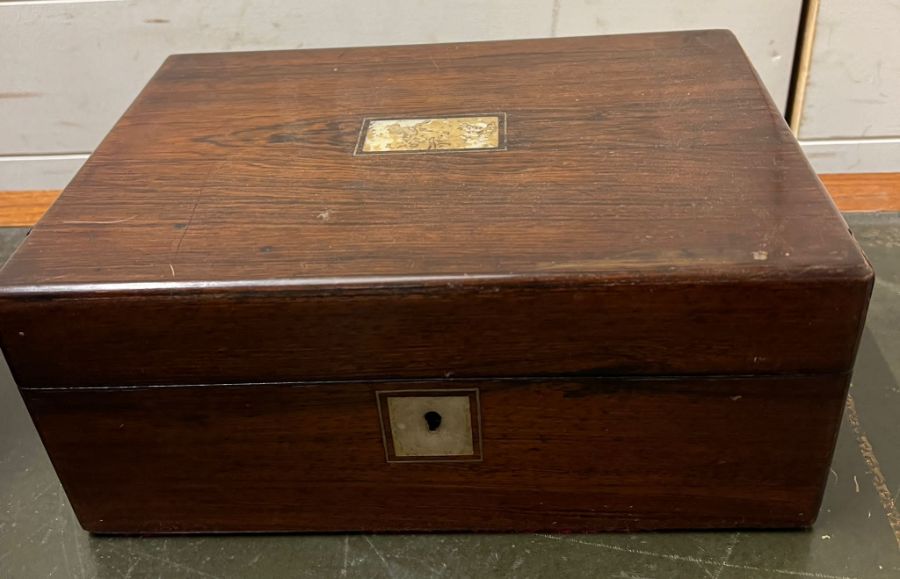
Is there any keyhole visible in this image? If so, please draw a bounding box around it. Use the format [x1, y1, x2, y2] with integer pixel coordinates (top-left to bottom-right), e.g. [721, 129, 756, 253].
[424, 411, 442, 431]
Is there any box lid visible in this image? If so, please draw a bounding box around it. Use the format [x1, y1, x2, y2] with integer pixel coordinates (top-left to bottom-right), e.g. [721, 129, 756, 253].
[0, 31, 872, 388]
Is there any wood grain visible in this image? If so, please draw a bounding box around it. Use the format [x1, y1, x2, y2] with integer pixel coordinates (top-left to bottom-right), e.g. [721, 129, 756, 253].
[0, 0, 802, 162]
[2, 173, 897, 228]
[0, 31, 870, 286]
[0, 31, 874, 389]
[0, 190, 60, 226]
[23, 374, 849, 533]
[1, 173, 897, 228]
[0, 277, 872, 389]
[820, 173, 900, 212]
[0, 32, 875, 532]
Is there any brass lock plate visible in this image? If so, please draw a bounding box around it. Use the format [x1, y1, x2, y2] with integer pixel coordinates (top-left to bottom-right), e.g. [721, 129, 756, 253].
[376, 389, 482, 463]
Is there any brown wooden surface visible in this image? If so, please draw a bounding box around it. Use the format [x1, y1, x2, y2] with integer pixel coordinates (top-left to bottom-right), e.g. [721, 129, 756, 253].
[820, 173, 900, 212]
[0, 31, 869, 286]
[24, 374, 849, 533]
[0, 31, 873, 388]
[2, 173, 899, 228]
[0, 277, 872, 389]
[0, 32, 876, 532]
[0, 190, 61, 226]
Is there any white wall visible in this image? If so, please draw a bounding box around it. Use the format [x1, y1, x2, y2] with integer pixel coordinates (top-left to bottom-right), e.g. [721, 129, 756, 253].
[798, 0, 900, 173]
[0, 0, 802, 190]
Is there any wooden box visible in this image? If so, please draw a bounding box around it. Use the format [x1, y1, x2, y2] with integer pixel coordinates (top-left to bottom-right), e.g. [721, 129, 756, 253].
[0, 31, 873, 533]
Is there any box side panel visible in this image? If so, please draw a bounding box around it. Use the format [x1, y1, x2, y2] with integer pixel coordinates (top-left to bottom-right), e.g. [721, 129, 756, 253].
[22, 374, 848, 533]
[0, 277, 873, 389]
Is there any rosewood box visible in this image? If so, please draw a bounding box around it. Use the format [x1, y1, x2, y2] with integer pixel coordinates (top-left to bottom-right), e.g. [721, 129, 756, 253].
[0, 31, 873, 533]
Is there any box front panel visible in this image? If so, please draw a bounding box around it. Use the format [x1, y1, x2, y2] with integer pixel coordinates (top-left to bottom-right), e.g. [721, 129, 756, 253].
[0, 277, 871, 389]
[23, 375, 848, 533]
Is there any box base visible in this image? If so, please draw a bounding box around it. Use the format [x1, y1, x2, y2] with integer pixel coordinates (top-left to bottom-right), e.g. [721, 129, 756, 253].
[23, 374, 847, 534]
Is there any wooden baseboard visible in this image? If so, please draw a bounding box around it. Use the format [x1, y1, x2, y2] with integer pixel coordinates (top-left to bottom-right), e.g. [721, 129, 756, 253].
[0, 174, 897, 227]
[819, 173, 900, 212]
[0, 190, 61, 227]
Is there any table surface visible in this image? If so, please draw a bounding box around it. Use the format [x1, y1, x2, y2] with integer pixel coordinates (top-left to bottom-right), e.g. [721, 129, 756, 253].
[1, 212, 898, 579]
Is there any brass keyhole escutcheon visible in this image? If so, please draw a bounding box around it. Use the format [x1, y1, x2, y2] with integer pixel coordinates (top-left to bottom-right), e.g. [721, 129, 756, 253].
[377, 389, 481, 461]
[424, 411, 442, 432]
